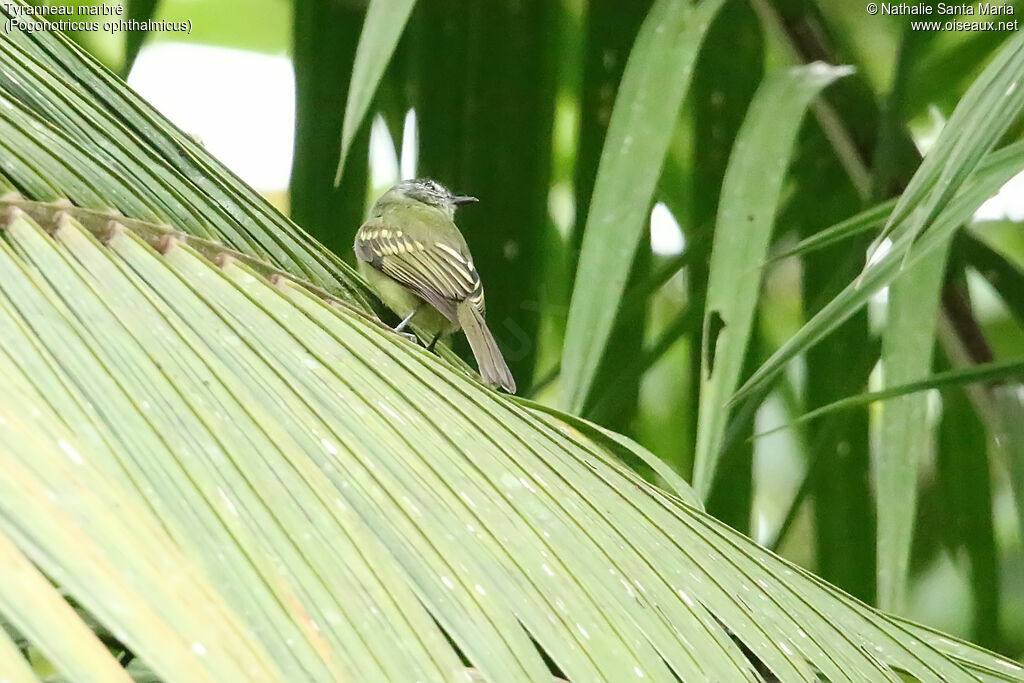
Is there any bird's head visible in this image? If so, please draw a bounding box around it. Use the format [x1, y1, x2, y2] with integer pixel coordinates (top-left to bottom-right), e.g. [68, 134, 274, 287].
[380, 178, 478, 219]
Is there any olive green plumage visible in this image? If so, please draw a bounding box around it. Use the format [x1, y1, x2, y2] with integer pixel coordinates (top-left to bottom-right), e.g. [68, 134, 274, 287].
[354, 179, 516, 393]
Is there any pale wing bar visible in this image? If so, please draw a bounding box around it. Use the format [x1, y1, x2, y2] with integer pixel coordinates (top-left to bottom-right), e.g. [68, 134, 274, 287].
[356, 226, 485, 319]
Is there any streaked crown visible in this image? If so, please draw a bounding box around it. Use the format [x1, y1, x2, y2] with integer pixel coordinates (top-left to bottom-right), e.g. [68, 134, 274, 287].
[383, 178, 478, 218]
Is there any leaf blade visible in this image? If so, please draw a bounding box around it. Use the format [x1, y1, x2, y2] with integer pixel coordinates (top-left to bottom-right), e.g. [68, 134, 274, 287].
[869, 30, 1024, 262]
[752, 357, 1024, 436]
[733, 139, 1024, 405]
[333, 0, 417, 183]
[875, 237, 950, 613]
[692, 62, 854, 497]
[560, 0, 725, 413]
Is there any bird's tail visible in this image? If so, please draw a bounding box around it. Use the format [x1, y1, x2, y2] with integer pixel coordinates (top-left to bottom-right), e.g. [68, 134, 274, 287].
[457, 300, 516, 393]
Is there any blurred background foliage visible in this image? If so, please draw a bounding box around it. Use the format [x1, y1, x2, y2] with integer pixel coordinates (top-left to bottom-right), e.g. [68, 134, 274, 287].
[49, 0, 1024, 663]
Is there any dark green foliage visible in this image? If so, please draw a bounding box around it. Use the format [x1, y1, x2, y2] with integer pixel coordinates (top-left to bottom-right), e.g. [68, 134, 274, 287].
[290, 0, 370, 257]
[938, 373, 1001, 650]
[123, 0, 160, 76]
[794, 126, 878, 604]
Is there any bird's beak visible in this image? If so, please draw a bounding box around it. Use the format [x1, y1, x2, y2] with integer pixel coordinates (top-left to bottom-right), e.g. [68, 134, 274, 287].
[451, 195, 479, 205]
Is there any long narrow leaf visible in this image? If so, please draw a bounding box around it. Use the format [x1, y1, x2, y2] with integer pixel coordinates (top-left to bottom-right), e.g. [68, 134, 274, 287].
[560, 0, 725, 413]
[988, 384, 1024, 555]
[868, 30, 1024, 262]
[333, 0, 417, 182]
[733, 139, 1024, 404]
[752, 357, 1024, 437]
[571, 0, 655, 428]
[692, 63, 853, 496]
[876, 238, 950, 613]
[0, 529, 131, 682]
[765, 198, 895, 265]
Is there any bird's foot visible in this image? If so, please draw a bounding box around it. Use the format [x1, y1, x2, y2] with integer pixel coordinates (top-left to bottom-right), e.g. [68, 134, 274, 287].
[395, 330, 419, 344]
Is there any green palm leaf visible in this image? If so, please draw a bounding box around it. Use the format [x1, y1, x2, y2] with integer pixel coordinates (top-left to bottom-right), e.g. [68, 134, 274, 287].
[692, 61, 852, 497]
[561, 0, 725, 414]
[334, 0, 417, 182]
[867, 30, 1024, 263]
[751, 358, 1024, 437]
[875, 238, 950, 613]
[734, 138, 1024, 405]
[0, 3, 1021, 680]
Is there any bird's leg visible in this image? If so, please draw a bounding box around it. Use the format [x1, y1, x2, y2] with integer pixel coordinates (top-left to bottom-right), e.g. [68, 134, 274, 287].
[392, 306, 422, 344]
[394, 307, 418, 334]
[426, 332, 442, 352]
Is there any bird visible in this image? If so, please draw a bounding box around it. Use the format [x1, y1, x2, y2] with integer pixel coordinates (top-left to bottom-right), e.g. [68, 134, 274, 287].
[354, 178, 516, 393]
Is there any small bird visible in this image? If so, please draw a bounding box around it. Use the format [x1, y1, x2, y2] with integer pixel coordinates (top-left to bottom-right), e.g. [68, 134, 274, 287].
[354, 179, 516, 393]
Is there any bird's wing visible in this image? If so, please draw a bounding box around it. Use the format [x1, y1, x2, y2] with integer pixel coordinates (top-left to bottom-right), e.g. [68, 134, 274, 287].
[355, 218, 485, 321]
